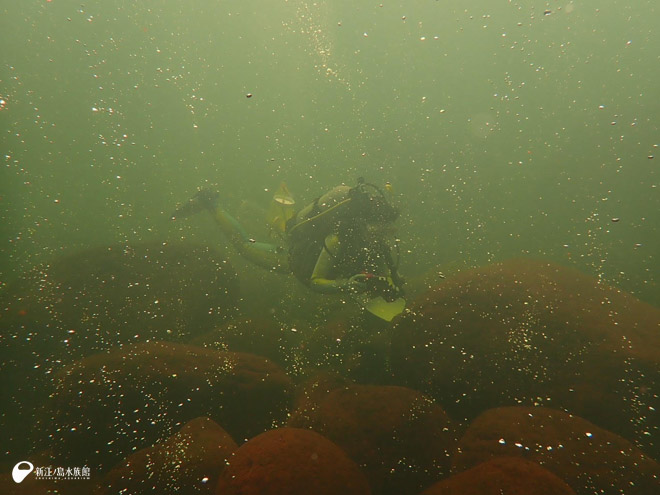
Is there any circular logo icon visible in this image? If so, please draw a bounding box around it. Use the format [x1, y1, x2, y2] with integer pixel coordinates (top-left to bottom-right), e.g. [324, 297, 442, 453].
[12, 461, 34, 483]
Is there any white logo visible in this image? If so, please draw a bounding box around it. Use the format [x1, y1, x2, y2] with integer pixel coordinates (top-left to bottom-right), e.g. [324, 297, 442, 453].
[12, 461, 34, 483]
[12, 461, 91, 482]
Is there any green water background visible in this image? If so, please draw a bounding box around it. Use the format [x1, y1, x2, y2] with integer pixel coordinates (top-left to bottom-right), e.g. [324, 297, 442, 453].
[1, 0, 658, 304]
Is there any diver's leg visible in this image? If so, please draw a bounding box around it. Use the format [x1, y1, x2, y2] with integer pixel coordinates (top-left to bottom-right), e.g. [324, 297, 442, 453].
[171, 188, 289, 272]
[209, 207, 289, 272]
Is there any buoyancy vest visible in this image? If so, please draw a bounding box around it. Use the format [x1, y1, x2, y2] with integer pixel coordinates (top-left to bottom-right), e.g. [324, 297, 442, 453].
[286, 185, 354, 285]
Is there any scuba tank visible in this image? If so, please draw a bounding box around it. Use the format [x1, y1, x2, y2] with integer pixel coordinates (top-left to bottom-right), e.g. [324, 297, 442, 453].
[286, 185, 353, 286]
[287, 179, 399, 245]
[285, 179, 401, 289]
[287, 185, 353, 247]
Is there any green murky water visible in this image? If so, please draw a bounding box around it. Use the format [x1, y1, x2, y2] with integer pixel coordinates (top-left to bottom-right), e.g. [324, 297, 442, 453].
[1, 1, 659, 492]
[2, 0, 657, 303]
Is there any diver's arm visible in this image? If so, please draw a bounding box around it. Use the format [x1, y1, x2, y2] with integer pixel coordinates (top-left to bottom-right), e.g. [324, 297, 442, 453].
[309, 234, 367, 293]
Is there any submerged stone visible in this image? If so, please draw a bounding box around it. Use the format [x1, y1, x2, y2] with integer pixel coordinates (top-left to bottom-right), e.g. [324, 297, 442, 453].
[0, 241, 239, 457]
[288, 383, 457, 495]
[191, 316, 291, 366]
[421, 456, 575, 495]
[216, 427, 371, 495]
[452, 406, 659, 495]
[98, 417, 237, 495]
[47, 342, 292, 470]
[391, 258, 660, 457]
[2, 241, 239, 359]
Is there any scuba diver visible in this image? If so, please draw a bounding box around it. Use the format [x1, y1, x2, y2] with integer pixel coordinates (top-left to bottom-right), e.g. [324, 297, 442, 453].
[171, 178, 405, 321]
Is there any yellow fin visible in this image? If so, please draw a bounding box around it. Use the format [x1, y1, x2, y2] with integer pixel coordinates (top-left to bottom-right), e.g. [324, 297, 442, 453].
[268, 182, 296, 233]
[363, 296, 406, 322]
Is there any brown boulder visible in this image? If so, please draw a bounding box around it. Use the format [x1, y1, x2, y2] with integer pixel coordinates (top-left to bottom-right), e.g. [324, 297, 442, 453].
[1, 242, 239, 458]
[290, 312, 360, 374]
[452, 406, 660, 495]
[191, 316, 294, 366]
[98, 417, 237, 494]
[421, 456, 575, 495]
[2, 241, 239, 360]
[291, 371, 353, 411]
[47, 342, 292, 470]
[287, 310, 394, 383]
[391, 259, 660, 456]
[215, 427, 371, 495]
[288, 383, 457, 495]
[0, 474, 53, 495]
[0, 475, 95, 495]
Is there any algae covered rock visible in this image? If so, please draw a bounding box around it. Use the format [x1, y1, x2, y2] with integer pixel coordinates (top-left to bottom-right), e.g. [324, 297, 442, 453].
[216, 427, 371, 495]
[1, 241, 239, 458]
[191, 316, 292, 366]
[289, 383, 457, 495]
[421, 456, 575, 495]
[98, 417, 237, 495]
[391, 258, 660, 456]
[2, 241, 239, 360]
[452, 406, 659, 495]
[47, 342, 292, 470]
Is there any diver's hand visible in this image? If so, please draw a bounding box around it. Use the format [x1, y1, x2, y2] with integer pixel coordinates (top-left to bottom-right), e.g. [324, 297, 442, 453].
[346, 273, 369, 293]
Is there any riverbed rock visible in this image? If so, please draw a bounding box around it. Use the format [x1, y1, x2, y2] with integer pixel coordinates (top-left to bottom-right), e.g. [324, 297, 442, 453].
[288, 383, 457, 495]
[0, 474, 53, 495]
[98, 417, 237, 495]
[47, 342, 292, 470]
[215, 427, 371, 495]
[1, 242, 239, 457]
[421, 456, 575, 495]
[452, 406, 659, 495]
[390, 259, 660, 457]
[291, 371, 353, 411]
[191, 316, 292, 366]
[2, 241, 239, 359]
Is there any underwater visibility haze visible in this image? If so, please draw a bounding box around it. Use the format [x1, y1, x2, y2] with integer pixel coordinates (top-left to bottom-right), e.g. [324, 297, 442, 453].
[0, 1, 658, 494]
